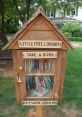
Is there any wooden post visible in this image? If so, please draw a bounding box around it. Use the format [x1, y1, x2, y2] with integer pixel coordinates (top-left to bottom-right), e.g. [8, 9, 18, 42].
[36, 106, 43, 117]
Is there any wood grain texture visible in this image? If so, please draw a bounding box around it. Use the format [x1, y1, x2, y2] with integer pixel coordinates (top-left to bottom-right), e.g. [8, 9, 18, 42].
[5, 15, 72, 50]
[16, 50, 26, 100]
[54, 50, 63, 100]
[12, 50, 26, 102]
[36, 106, 43, 117]
[59, 51, 67, 100]
[12, 50, 21, 102]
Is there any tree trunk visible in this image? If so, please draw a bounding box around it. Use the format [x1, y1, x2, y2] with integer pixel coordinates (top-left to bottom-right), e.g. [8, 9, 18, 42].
[25, 0, 32, 20]
[0, 0, 8, 45]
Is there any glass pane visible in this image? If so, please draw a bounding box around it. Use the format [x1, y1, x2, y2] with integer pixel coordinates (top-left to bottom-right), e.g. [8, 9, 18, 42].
[25, 59, 55, 98]
[26, 75, 54, 97]
[24, 59, 54, 74]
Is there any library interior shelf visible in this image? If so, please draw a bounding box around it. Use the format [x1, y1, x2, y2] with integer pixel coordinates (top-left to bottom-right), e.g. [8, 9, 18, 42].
[3, 6, 73, 105]
[25, 59, 54, 97]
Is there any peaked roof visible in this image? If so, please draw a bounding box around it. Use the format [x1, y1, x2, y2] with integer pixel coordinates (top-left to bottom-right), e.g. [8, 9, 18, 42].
[2, 6, 73, 50]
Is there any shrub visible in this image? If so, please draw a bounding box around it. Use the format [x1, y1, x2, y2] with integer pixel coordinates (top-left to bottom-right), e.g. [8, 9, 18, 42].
[61, 22, 82, 37]
[63, 32, 72, 37]
[68, 37, 82, 41]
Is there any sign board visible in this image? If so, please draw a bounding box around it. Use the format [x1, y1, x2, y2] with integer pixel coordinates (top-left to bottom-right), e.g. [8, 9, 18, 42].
[22, 100, 58, 106]
[23, 51, 57, 59]
[18, 40, 62, 48]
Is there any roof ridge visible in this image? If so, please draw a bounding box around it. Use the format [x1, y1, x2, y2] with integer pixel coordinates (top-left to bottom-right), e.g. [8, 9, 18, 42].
[32, 6, 47, 18]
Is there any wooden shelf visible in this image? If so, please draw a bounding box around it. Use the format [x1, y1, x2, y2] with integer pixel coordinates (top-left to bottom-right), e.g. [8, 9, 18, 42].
[25, 73, 54, 76]
[22, 97, 54, 100]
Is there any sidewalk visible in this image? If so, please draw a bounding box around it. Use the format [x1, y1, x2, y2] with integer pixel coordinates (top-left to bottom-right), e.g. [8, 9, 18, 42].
[70, 41, 82, 48]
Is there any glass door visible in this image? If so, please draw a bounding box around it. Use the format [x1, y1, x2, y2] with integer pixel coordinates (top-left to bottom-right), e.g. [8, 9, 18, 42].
[24, 59, 55, 98]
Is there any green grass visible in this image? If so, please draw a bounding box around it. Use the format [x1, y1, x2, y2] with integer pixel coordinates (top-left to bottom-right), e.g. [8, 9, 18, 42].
[0, 77, 31, 117]
[62, 48, 82, 109]
[48, 48, 82, 117]
[0, 48, 82, 116]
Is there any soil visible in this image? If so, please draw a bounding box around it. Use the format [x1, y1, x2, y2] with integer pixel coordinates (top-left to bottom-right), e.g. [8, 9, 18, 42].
[25, 105, 82, 117]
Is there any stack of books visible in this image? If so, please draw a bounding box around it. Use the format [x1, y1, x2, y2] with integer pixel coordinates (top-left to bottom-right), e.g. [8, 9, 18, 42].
[32, 87, 49, 97]
[26, 75, 53, 97]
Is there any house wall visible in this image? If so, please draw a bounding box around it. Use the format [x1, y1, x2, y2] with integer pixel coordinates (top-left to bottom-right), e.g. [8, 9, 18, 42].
[48, 6, 82, 21]
[73, 7, 82, 21]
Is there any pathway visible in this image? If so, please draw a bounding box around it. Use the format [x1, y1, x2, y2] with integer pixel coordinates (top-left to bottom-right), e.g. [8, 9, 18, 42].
[70, 41, 82, 48]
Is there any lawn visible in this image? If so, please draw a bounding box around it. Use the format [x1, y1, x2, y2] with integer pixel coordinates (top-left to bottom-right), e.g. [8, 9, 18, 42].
[63, 48, 82, 108]
[0, 48, 82, 117]
[0, 77, 30, 117]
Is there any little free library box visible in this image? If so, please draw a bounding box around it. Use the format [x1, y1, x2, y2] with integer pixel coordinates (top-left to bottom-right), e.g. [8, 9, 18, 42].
[3, 7, 73, 106]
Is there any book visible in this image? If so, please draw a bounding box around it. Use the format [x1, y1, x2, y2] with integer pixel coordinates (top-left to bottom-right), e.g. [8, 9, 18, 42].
[39, 76, 45, 87]
[32, 87, 49, 97]
[44, 76, 51, 88]
[35, 76, 41, 88]
[39, 60, 43, 72]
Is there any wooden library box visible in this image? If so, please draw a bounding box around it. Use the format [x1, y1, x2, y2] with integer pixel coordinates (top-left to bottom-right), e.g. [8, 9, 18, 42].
[3, 6, 73, 105]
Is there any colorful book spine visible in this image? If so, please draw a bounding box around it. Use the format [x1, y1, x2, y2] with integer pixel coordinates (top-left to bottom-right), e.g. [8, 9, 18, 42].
[32, 87, 49, 97]
[32, 76, 36, 88]
[44, 60, 48, 70]
[39, 76, 45, 87]
[44, 77, 48, 88]
[35, 76, 41, 89]
[39, 60, 43, 71]
[44, 76, 51, 88]
[28, 60, 32, 72]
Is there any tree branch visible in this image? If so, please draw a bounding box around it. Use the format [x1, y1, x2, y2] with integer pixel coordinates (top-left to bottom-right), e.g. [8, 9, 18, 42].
[25, 0, 32, 20]
[13, 0, 25, 23]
